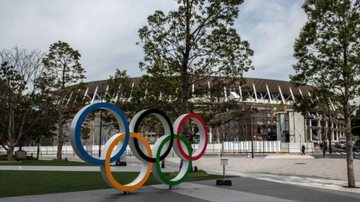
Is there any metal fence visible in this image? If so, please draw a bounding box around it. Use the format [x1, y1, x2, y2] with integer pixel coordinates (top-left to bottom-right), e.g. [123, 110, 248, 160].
[0, 141, 299, 158]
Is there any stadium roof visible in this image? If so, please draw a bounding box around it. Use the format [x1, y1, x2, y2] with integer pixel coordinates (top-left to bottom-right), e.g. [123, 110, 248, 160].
[84, 77, 312, 97]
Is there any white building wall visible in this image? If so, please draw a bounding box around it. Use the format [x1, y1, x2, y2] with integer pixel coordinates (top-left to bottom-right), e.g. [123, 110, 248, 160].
[277, 110, 306, 153]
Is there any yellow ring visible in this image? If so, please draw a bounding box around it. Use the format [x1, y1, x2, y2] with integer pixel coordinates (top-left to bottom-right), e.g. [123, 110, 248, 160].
[102, 132, 152, 192]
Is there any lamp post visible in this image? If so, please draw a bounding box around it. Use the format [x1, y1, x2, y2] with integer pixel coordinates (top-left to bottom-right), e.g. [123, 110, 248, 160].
[98, 84, 105, 157]
[98, 110, 103, 157]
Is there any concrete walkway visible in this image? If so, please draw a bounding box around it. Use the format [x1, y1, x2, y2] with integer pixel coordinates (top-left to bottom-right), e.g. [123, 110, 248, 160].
[181, 155, 360, 193]
[1, 154, 360, 198]
[1, 177, 360, 202]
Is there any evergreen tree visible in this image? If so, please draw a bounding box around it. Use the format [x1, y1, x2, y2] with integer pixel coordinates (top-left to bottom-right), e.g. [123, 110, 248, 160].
[42, 41, 86, 160]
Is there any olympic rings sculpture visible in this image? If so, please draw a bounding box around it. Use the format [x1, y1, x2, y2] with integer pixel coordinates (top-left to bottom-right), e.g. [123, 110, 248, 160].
[70, 102, 208, 192]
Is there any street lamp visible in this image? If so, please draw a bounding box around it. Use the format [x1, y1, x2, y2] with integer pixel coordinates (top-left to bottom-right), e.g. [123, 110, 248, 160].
[98, 110, 103, 157]
[98, 83, 105, 157]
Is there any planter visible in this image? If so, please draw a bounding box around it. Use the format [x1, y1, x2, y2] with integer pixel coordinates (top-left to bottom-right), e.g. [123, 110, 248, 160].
[15, 150, 27, 160]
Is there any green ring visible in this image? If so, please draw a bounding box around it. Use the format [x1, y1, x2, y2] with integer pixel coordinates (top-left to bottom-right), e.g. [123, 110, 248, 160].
[155, 134, 192, 186]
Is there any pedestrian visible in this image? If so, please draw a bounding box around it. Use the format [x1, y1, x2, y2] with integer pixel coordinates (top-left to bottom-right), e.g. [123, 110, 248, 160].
[301, 145, 305, 155]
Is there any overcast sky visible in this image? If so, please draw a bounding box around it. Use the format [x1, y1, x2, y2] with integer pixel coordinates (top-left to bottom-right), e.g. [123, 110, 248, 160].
[0, 0, 306, 82]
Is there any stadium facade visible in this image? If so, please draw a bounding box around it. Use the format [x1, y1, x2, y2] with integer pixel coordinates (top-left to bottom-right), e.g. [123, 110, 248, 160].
[74, 77, 345, 153]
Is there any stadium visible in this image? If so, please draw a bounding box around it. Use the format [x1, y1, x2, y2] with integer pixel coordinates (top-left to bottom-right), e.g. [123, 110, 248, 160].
[73, 76, 346, 154]
[1, 76, 347, 157]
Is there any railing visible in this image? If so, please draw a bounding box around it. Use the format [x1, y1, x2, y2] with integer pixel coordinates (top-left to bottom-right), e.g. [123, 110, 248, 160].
[0, 141, 294, 158]
[222, 141, 281, 153]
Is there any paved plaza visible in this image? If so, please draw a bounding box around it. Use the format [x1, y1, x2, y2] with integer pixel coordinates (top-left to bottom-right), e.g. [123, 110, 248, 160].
[1, 155, 359, 201]
[191, 155, 360, 193]
[1, 176, 360, 202]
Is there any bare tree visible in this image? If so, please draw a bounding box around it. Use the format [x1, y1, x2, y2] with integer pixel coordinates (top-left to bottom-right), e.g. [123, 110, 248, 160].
[0, 48, 44, 160]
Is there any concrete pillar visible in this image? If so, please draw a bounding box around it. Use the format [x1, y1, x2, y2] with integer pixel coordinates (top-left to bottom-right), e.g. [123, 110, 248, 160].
[317, 119, 321, 141]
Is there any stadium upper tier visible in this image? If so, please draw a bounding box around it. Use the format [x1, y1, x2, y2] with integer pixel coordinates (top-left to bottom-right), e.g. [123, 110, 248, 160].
[75, 77, 313, 106]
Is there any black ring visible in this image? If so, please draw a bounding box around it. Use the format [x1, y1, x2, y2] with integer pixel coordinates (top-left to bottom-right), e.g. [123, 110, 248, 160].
[130, 109, 174, 162]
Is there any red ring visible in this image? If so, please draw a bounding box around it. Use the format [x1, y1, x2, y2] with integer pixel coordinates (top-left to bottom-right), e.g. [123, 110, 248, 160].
[175, 113, 208, 161]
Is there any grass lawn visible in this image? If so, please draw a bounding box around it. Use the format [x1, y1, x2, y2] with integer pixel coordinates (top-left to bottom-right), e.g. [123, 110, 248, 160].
[0, 170, 221, 198]
[0, 160, 92, 166]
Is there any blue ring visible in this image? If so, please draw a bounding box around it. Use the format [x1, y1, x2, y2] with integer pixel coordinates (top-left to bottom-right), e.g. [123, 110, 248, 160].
[71, 102, 130, 165]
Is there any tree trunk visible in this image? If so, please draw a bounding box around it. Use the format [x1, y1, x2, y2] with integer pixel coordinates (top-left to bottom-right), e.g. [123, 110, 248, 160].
[7, 146, 14, 161]
[36, 137, 40, 160]
[57, 66, 67, 160]
[7, 105, 15, 161]
[342, 39, 355, 187]
[327, 112, 332, 154]
[180, 67, 189, 114]
[57, 110, 64, 160]
[345, 104, 355, 187]
[320, 117, 326, 158]
[180, 0, 191, 115]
